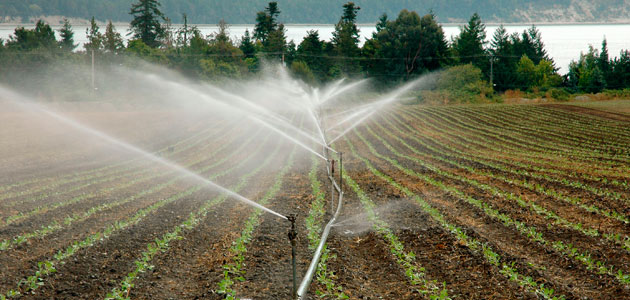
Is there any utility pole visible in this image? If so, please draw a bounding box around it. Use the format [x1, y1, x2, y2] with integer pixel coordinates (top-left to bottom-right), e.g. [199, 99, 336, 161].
[91, 50, 95, 91]
[489, 56, 494, 88]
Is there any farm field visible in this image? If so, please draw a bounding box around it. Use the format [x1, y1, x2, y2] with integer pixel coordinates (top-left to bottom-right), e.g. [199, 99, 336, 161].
[1, 101, 630, 300]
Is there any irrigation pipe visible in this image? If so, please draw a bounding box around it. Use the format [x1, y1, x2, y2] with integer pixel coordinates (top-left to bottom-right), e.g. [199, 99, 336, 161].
[297, 151, 344, 299]
[297, 187, 343, 299]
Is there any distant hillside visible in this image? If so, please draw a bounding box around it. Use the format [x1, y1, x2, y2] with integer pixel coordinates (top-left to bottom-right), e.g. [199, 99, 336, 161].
[1, 0, 629, 24]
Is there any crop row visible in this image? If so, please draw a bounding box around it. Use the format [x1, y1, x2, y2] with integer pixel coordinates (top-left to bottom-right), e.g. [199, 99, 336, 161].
[0, 124, 252, 228]
[373, 118, 630, 251]
[0, 129, 271, 298]
[0, 128, 265, 252]
[342, 171, 450, 299]
[106, 132, 288, 300]
[216, 145, 294, 299]
[402, 108, 630, 181]
[488, 106, 630, 147]
[370, 118, 630, 253]
[417, 107, 630, 170]
[446, 106, 630, 164]
[394, 109, 630, 190]
[350, 128, 630, 288]
[527, 106, 630, 139]
[0, 121, 228, 197]
[342, 136, 565, 299]
[451, 106, 630, 153]
[421, 107, 630, 166]
[0, 121, 237, 213]
[387, 112, 630, 228]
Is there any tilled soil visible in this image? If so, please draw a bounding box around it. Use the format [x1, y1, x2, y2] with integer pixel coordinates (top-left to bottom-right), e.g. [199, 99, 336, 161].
[2, 103, 630, 300]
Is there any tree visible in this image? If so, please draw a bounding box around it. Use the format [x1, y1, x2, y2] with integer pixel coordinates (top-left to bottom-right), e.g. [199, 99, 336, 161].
[202, 21, 247, 79]
[609, 50, 630, 89]
[417, 13, 449, 71]
[297, 30, 327, 79]
[489, 25, 555, 91]
[254, 2, 280, 43]
[363, 10, 448, 82]
[176, 13, 196, 48]
[290, 60, 316, 84]
[252, 2, 286, 61]
[84, 17, 103, 52]
[331, 2, 361, 75]
[129, 0, 166, 48]
[7, 20, 57, 51]
[489, 25, 517, 90]
[103, 21, 124, 53]
[239, 29, 256, 58]
[58, 18, 77, 51]
[452, 13, 487, 73]
[516, 55, 559, 90]
[567, 46, 606, 93]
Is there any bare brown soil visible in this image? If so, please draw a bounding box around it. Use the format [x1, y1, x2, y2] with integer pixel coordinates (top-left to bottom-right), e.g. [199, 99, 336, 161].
[2, 103, 629, 300]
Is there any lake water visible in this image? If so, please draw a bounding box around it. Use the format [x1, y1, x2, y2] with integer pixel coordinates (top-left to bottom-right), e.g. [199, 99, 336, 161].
[1, 23, 629, 73]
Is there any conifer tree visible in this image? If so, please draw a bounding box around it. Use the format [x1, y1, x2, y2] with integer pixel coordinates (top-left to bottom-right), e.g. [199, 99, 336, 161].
[84, 17, 103, 51]
[453, 13, 487, 72]
[331, 2, 361, 75]
[103, 21, 124, 53]
[58, 18, 77, 51]
[239, 29, 256, 58]
[129, 0, 166, 48]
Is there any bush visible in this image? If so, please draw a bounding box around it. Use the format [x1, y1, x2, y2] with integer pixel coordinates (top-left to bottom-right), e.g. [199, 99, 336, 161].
[290, 60, 316, 84]
[602, 88, 630, 99]
[421, 64, 495, 104]
[546, 88, 571, 101]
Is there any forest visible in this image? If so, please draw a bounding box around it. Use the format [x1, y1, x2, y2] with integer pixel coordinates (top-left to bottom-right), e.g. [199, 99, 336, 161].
[1, 0, 629, 103]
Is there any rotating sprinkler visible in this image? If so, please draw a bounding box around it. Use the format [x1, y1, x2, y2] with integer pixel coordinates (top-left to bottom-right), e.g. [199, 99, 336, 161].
[287, 214, 298, 300]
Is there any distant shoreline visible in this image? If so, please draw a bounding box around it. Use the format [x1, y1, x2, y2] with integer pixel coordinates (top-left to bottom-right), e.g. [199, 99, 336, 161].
[2, 21, 630, 27]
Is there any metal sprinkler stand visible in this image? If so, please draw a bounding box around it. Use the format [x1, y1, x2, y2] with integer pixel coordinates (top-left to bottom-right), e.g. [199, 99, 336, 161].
[287, 214, 298, 300]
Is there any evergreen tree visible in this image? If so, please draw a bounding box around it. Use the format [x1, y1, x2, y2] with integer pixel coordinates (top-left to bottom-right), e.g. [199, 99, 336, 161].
[129, 0, 166, 48]
[567, 46, 606, 93]
[453, 13, 487, 73]
[489, 25, 517, 90]
[263, 23, 287, 59]
[84, 17, 103, 52]
[7, 20, 57, 51]
[239, 29, 256, 58]
[527, 26, 549, 63]
[375, 13, 388, 33]
[176, 13, 197, 48]
[58, 18, 77, 51]
[252, 2, 286, 61]
[331, 2, 361, 76]
[418, 13, 449, 71]
[297, 30, 327, 79]
[103, 21, 124, 53]
[609, 50, 630, 89]
[254, 2, 280, 43]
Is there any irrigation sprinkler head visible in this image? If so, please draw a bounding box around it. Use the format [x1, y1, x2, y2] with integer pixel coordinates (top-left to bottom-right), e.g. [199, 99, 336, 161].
[287, 214, 298, 300]
[331, 159, 336, 175]
[287, 214, 297, 241]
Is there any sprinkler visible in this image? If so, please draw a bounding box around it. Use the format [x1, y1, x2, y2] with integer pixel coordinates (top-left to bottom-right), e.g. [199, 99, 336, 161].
[339, 152, 343, 193]
[331, 159, 335, 175]
[287, 214, 298, 300]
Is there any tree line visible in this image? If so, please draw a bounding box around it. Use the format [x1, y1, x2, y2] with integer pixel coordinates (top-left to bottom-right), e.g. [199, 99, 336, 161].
[1, 0, 629, 102]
